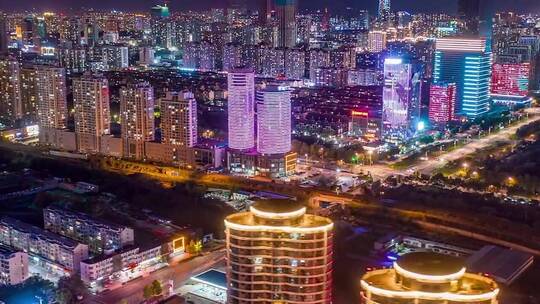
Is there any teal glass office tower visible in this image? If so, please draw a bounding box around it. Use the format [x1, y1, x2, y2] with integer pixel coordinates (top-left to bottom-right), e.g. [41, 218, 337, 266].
[433, 38, 492, 118]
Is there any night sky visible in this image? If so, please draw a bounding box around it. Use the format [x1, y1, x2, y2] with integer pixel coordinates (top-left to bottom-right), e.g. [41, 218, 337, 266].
[0, 0, 538, 15]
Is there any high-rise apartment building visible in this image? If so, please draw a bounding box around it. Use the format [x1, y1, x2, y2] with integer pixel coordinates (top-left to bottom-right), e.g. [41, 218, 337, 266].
[139, 47, 155, 66]
[260, 47, 286, 77]
[73, 73, 111, 153]
[120, 82, 155, 159]
[0, 58, 22, 124]
[284, 48, 306, 79]
[35, 66, 68, 130]
[429, 83, 457, 124]
[227, 68, 255, 151]
[275, 0, 297, 48]
[256, 85, 292, 155]
[433, 38, 491, 117]
[309, 49, 331, 78]
[160, 91, 198, 147]
[225, 200, 334, 304]
[368, 31, 387, 53]
[223, 44, 243, 72]
[99, 45, 129, 70]
[20, 66, 37, 120]
[360, 252, 499, 304]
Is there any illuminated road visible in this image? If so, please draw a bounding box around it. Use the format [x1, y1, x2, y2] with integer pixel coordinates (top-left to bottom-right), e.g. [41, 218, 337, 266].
[415, 110, 540, 175]
[352, 109, 540, 180]
[85, 250, 225, 304]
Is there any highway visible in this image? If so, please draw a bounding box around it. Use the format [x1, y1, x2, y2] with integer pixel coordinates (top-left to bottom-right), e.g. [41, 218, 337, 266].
[85, 250, 225, 304]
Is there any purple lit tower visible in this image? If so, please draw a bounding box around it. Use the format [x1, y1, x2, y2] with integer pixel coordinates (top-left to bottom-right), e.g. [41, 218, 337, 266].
[256, 85, 292, 154]
[228, 68, 255, 150]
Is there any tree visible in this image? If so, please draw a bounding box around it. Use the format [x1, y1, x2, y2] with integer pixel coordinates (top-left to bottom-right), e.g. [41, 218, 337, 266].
[143, 285, 153, 299]
[56, 289, 74, 304]
[186, 239, 203, 255]
[151, 280, 163, 296]
[56, 275, 88, 304]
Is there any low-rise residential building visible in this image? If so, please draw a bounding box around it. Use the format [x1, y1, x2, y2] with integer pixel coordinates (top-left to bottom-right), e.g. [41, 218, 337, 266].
[43, 206, 134, 254]
[0, 217, 88, 273]
[80, 244, 162, 284]
[81, 236, 186, 284]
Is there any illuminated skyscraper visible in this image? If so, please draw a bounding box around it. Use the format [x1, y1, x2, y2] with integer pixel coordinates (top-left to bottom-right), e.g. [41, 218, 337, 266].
[35, 66, 67, 130]
[160, 91, 197, 147]
[433, 38, 491, 117]
[256, 85, 291, 155]
[275, 0, 297, 48]
[120, 82, 155, 159]
[225, 200, 333, 304]
[429, 83, 457, 124]
[361, 252, 499, 304]
[382, 58, 423, 140]
[0, 58, 22, 124]
[378, 0, 391, 20]
[228, 68, 255, 151]
[150, 4, 172, 48]
[368, 31, 387, 53]
[491, 62, 531, 106]
[72, 73, 111, 153]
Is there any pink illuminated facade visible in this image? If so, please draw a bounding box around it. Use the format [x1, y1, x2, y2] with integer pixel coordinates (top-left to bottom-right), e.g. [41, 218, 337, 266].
[228, 68, 255, 151]
[256, 85, 292, 155]
[491, 63, 530, 97]
[429, 83, 457, 124]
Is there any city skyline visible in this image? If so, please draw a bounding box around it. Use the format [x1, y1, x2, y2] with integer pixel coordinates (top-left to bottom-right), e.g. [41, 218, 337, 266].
[0, 0, 538, 14]
[0, 0, 539, 303]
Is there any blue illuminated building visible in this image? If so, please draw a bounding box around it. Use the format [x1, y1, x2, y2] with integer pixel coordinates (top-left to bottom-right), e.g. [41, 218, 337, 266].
[433, 38, 492, 118]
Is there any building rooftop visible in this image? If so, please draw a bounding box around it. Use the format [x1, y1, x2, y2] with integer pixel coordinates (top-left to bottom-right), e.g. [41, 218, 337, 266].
[251, 199, 304, 214]
[0, 217, 83, 250]
[361, 252, 499, 301]
[0, 245, 21, 257]
[466, 245, 534, 285]
[44, 205, 130, 232]
[362, 269, 498, 299]
[396, 251, 464, 276]
[225, 200, 333, 231]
